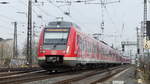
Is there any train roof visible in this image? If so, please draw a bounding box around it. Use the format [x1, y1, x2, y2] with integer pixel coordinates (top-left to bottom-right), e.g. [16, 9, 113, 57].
[99, 40, 108, 45]
[46, 21, 81, 30]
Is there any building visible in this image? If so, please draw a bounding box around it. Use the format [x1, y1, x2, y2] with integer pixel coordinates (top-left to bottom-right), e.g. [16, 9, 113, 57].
[0, 38, 13, 66]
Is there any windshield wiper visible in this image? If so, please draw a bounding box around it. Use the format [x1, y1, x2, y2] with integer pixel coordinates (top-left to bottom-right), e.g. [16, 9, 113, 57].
[61, 38, 64, 41]
[53, 42, 60, 48]
[53, 43, 57, 48]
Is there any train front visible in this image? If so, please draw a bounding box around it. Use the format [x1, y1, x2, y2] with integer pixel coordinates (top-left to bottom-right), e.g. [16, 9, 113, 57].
[37, 22, 72, 70]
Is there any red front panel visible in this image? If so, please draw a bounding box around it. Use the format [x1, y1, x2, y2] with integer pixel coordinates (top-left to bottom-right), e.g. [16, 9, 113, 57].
[37, 27, 71, 59]
[64, 27, 77, 58]
[38, 29, 44, 58]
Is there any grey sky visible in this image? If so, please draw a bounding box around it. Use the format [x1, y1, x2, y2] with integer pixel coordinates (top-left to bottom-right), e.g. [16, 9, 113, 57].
[0, 0, 143, 51]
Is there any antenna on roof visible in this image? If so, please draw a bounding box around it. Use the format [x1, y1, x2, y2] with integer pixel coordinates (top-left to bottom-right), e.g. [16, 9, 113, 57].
[55, 17, 64, 27]
[56, 17, 64, 22]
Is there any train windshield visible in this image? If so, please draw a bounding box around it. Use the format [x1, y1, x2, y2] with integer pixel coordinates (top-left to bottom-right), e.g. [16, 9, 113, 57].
[44, 32, 68, 44]
[43, 28, 69, 50]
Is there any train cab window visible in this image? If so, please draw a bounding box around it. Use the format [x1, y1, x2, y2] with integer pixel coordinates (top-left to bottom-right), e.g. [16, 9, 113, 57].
[44, 32, 68, 44]
[43, 28, 70, 50]
[45, 32, 68, 39]
[44, 28, 69, 44]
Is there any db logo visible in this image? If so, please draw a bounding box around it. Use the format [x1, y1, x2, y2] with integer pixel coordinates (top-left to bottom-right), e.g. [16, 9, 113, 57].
[51, 50, 57, 54]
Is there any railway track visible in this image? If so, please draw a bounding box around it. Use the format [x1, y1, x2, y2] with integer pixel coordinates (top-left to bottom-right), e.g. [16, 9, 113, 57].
[0, 65, 129, 84]
[0, 70, 48, 84]
[0, 67, 43, 78]
[0, 69, 83, 84]
[0, 67, 42, 72]
[0, 71, 29, 77]
[52, 65, 129, 84]
[24, 65, 129, 84]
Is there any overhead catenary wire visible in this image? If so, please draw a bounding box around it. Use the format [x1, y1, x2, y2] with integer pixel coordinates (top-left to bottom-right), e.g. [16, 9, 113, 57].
[46, 0, 87, 28]
[47, 0, 67, 15]
[104, 7, 117, 30]
[17, 0, 49, 24]
[16, 0, 49, 37]
[34, 4, 55, 17]
[32, 6, 48, 23]
[17, 0, 85, 28]
[17, 0, 120, 34]
[104, 6, 121, 40]
[104, 3, 126, 38]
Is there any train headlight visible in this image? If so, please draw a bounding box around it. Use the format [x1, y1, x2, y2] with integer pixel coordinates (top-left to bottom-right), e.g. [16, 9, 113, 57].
[63, 50, 66, 53]
[40, 46, 42, 50]
[66, 46, 70, 54]
[40, 50, 46, 53]
[74, 50, 77, 54]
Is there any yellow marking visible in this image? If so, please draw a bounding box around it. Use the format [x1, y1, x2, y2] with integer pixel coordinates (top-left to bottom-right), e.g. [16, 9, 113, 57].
[46, 29, 68, 32]
[144, 38, 150, 49]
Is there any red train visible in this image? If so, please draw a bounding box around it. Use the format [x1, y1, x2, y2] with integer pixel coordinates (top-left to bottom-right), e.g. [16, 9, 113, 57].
[37, 21, 130, 70]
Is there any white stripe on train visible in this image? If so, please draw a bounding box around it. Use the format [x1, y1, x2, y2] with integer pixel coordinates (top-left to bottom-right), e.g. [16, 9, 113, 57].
[38, 56, 124, 63]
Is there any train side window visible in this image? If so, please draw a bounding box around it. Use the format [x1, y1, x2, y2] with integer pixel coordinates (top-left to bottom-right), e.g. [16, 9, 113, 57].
[96, 45, 98, 54]
[105, 49, 109, 56]
[84, 39, 86, 51]
[81, 38, 83, 51]
[87, 41, 89, 52]
[83, 38, 85, 51]
[94, 44, 95, 53]
[93, 44, 95, 53]
[97, 45, 100, 54]
[92, 43, 93, 53]
[90, 42, 92, 53]
[101, 47, 104, 55]
[103, 47, 105, 55]
[85, 40, 88, 51]
[77, 35, 79, 44]
[104, 49, 106, 56]
[89, 42, 91, 52]
[109, 51, 112, 57]
[99, 45, 101, 54]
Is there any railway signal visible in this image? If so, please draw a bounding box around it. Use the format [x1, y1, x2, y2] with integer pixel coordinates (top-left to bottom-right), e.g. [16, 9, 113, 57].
[121, 41, 137, 52]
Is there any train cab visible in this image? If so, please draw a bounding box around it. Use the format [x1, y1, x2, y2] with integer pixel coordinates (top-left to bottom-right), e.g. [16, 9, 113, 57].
[37, 21, 79, 69]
